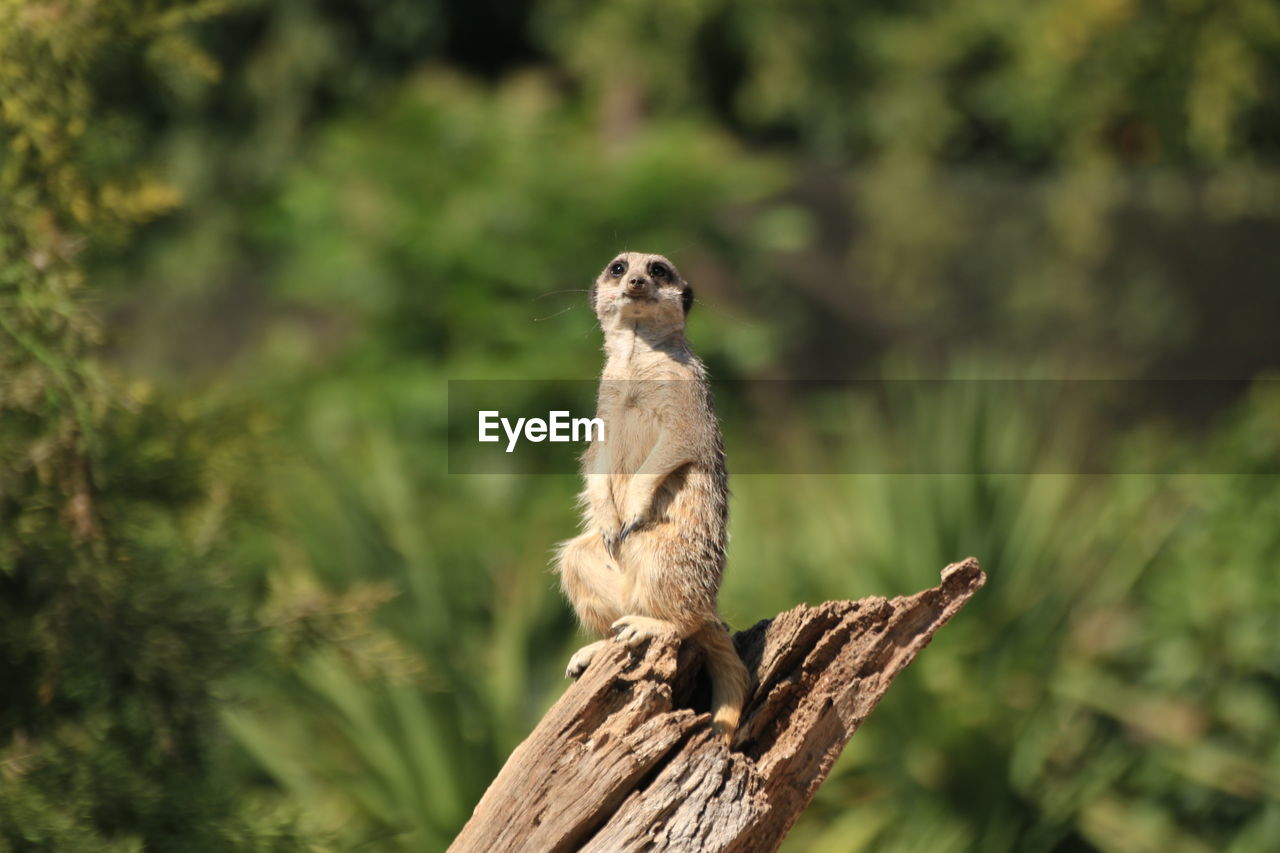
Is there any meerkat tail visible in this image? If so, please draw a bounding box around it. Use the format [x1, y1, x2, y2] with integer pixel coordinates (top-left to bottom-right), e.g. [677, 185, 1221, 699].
[695, 623, 749, 740]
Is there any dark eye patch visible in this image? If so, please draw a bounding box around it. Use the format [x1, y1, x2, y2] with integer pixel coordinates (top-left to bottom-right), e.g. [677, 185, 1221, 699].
[649, 262, 671, 280]
[608, 260, 627, 277]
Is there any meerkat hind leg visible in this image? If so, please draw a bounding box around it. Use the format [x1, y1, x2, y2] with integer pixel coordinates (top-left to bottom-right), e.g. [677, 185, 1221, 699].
[565, 639, 609, 679]
[611, 614, 681, 648]
[557, 531, 623, 637]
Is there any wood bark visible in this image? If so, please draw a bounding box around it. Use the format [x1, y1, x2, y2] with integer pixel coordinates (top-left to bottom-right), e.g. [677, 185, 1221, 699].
[451, 557, 986, 853]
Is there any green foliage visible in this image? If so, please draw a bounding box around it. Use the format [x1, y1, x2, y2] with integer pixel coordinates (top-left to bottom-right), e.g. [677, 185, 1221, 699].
[263, 71, 780, 372]
[739, 380, 1280, 852]
[539, 0, 1280, 163]
[4, 0, 1280, 850]
[538, 0, 1280, 371]
[1, 2, 311, 849]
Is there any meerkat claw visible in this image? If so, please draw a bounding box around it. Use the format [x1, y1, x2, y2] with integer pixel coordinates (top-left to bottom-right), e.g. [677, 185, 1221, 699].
[610, 615, 667, 648]
[618, 518, 641, 543]
[565, 640, 606, 679]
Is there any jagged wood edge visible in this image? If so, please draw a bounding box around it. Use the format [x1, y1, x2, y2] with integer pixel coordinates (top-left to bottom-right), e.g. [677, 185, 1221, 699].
[450, 557, 986, 853]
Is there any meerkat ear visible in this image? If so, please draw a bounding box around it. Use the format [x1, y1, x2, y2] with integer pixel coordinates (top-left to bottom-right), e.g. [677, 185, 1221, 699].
[682, 284, 694, 315]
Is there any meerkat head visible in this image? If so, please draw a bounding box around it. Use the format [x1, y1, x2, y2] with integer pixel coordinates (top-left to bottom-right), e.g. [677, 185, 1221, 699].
[589, 251, 693, 331]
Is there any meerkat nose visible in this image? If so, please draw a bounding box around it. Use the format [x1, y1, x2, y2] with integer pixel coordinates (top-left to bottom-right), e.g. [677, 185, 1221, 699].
[625, 278, 649, 294]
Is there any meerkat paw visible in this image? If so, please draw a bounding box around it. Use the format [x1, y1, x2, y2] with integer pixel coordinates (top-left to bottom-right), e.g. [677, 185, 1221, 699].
[598, 518, 625, 559]
[610, 615, 675, 648]
[601, 528, 620, 560]
[565, 640, 607, 679]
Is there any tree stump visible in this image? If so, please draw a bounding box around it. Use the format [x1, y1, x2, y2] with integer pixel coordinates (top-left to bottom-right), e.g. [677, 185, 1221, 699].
[451, 557, 986, 852]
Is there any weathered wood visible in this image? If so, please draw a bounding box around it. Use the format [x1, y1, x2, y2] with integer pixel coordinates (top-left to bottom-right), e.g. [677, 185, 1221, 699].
[451, 558, 986, 853]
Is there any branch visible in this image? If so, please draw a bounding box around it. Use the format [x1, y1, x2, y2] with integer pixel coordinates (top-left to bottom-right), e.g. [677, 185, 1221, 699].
[451, 558, 987, 852]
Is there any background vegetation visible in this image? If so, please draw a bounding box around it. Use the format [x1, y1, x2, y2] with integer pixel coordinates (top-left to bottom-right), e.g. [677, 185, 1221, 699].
[3, 0, 1278, 850]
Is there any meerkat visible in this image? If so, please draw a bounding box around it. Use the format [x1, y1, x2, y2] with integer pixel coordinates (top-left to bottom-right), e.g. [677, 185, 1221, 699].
[555, 251, 749, 741]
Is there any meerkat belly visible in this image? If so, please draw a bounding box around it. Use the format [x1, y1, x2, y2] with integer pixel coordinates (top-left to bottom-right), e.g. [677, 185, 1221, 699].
[620, 464, 725, 618]
[654, 466, 722, 536]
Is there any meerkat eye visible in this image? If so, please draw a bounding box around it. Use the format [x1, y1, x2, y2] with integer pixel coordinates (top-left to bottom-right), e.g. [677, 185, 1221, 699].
[608, 261, 627, 277]
[650, 262, 670, 280]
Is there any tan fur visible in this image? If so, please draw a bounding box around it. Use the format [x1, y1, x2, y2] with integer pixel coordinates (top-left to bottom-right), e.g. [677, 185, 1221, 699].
[555, 251, 749, 741]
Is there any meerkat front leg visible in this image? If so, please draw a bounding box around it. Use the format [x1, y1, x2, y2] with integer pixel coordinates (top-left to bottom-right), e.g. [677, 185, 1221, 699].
[584, 437, 626, 557]
[618, 430, 694, 543]
[586, 472, 625, 557]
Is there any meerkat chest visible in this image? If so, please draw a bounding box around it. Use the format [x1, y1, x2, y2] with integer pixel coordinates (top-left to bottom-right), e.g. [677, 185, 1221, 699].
[593, 333, 701, 474]
[596, 385, 663, 473]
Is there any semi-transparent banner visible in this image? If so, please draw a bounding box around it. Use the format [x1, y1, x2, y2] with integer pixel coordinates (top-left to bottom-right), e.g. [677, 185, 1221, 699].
[447, 379, 1278, 474]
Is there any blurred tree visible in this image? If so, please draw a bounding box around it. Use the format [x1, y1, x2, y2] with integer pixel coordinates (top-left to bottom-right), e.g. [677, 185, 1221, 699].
[0, 2, 309, 848]
[537, 0, 1280, 377]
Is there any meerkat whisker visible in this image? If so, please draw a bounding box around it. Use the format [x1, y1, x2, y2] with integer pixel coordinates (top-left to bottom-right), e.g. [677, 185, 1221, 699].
[532, 305, 577, 322]
[533, 289, 591, 300]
